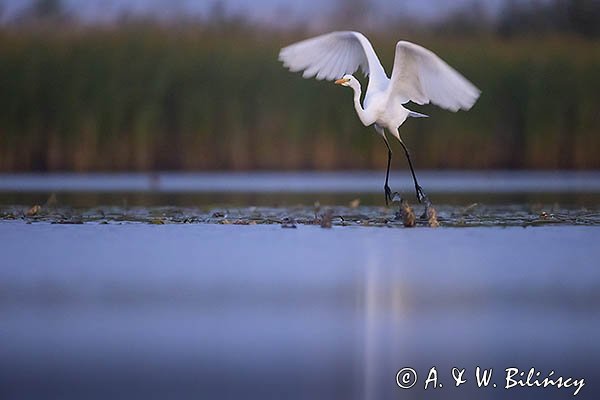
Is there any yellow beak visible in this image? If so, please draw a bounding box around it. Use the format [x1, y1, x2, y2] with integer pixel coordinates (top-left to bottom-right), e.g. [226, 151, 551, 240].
[335, 78, 350, 85]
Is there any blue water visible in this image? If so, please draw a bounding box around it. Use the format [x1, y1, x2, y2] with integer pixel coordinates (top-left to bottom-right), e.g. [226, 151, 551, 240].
[2, 170, 600, 194]
[1, 222, 599, 399]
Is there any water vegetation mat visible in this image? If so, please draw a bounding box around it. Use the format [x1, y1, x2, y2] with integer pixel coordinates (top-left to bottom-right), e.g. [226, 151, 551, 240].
[2, 202, 599, 228]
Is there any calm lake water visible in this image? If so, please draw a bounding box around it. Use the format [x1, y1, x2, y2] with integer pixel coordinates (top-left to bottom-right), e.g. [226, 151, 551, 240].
[1, 172, 599, 399]
[1, 170, 600, 206]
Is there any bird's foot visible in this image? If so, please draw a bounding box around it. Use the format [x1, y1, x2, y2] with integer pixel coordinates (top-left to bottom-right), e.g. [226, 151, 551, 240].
[384, 184, 393, 206]
[415, 185, 429, 205]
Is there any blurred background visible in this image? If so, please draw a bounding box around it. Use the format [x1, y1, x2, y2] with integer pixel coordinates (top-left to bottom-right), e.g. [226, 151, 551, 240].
[0, 0, 598, 173]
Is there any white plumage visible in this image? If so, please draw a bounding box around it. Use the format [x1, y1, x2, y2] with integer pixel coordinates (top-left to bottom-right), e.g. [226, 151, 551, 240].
[390, 41, 480, 111]
[279, 31, 481, 205]
[279, 31, 387, 90]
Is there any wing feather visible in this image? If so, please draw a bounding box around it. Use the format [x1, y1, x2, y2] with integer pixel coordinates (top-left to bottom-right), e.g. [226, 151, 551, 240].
[316, 41, 343, 80]
[279, 31, 388, 91]
[326, 41, 348, 80]
[389, 41, 480, 111]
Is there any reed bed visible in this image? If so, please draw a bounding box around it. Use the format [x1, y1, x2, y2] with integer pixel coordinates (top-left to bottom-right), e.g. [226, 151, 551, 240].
[0, 25, 598, 171]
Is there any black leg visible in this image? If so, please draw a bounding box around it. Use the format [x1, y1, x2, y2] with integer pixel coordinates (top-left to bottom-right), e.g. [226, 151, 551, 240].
[398, 139, 427, 204]
[382, 136, 393, 206]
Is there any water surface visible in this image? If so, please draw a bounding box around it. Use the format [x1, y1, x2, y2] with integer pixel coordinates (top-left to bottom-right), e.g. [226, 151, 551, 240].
[1, 171, 600, 227]
[1, 223, 599, 399]
[1, 171, 599, 399]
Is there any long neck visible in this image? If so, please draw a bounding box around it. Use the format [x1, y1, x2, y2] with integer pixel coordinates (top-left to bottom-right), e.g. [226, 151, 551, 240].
[351, 82, 370, 126]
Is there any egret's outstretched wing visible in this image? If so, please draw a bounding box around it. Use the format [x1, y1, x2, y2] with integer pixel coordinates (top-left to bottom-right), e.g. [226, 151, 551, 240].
[279, 31, 388, 91]
[389, 41, 480, 112]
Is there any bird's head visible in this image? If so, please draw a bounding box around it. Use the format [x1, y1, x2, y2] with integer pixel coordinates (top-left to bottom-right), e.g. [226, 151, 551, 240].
[335, 74, 356, 88]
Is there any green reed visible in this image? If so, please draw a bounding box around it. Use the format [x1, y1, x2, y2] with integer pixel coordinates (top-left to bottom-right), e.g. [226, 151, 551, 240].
[0, 25, 598, 171]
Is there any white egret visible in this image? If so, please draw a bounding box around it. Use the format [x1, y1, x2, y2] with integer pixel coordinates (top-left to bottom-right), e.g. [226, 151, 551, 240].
[279, 31, 480, 205]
